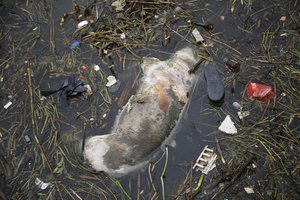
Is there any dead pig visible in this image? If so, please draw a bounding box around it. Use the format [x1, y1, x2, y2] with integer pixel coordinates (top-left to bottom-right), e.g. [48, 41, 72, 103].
[83, 47, 200, 176]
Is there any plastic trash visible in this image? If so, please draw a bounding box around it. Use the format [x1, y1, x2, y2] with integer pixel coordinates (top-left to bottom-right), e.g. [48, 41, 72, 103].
[192, 28, 204, 43]
[120, 33, 126, 39]
[40, 75, 89, 107]
[4, 101, 12, 109]
[247, 82, 274, 101]
[237, 111, 250, 119]
[218, 115, 237, 134]
[93, 64, 100, 71]
[106, 75, 117, 87]
[80, 65, 88, 71]
[24, 135, 30, 143]
[232, 102, 241, 110]
[77, 20, 88, 28]
[35, 178, 50, 190]
[204, 64, 224, 103]
[223, 58, 240, 73]
[83, 84, 93, 98]
[106, 75, 121, 92]
[70, 40, 80, 49]
[193, 145, 217, 174]
[112, 0, 126, 12]
[244, 186, 255, 194]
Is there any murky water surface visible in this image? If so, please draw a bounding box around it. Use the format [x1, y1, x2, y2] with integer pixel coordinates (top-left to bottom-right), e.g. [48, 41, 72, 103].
[1, 0, 300, 199]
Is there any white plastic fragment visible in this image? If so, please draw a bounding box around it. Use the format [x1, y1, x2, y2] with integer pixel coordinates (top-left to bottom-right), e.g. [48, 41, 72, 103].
[35, 178, 50, 190]
[77, 20, 88, 28]
[120, 33, 126, 39]
[237, 111, 250, 119]
[192, 28, 204, 43]
[93, 64, 100, 71]
[112, 0, 126, 12]
[280, 16, 286, 22]
[280, 33, 288, 37]
[244, 186, 255, 194]
[24, 135, 30, 143]
[106, 75, 117, 87]
[218, 115, 237, 134]
[83, 84, 93, 98]
[193, 145, 217, 174]
[281, 92, 286, 96]
[4, 101, 12, 109]
[232, 102, 241, 110]
[103, 49, 108, 55]
[40, 96, 47, 101]
[169, 140, 177, 148]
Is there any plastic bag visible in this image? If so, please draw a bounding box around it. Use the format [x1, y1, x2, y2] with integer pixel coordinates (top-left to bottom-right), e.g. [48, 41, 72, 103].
[247, 82, 274, 101]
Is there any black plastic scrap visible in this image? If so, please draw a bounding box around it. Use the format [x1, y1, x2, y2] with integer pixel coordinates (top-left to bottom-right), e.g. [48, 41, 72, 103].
[40, 75, 87, 107]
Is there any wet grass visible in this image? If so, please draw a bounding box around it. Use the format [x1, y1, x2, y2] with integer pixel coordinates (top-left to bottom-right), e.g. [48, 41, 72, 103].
[1, 0, 300, 199]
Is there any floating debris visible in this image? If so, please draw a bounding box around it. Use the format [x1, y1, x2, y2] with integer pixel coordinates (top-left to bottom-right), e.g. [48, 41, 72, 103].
[106, 75, 117, 87]
[35, 178, 51, 190]
[120, 33, 126, 39]
[192, 28, 204, 43]
[280, 16, 286, 22]
[218, 115, 237, 134]
[77, 20, 88, 28]
[193, 145, 217, 174]
[70, 40, 80, 49]
[232, 102, 241, 110]
[106, 75, 121, 92]
[24, 135, 30, 143]
[111, 0, 126, 12]
[247, 82, 275, 101]
[83, 84, 93, 98]
[40, 75, 89, 107]
[174, 6, 183, 14]
[80, 65, 88, 71]
[93, 64, 100, 71]
[224, 58, 240, 73]
[244, 186, 255, 194]
[237, 111, 250, 119]
[4, 101, 12, 109]
[204, 64, 224, 103]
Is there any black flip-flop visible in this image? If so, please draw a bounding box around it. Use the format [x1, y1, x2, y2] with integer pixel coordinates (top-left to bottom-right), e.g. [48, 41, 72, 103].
[204, 63, 224, 103]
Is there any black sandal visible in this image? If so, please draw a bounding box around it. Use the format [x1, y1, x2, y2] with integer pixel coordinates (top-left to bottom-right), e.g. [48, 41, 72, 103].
[204, 63, 224, 103]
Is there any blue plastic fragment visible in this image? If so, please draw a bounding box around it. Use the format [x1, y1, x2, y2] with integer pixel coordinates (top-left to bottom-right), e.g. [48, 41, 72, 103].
[70, 40, 80, 49]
